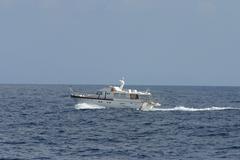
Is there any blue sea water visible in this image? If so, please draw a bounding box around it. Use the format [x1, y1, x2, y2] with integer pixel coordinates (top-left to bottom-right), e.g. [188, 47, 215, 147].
[0, 84, 240, 160]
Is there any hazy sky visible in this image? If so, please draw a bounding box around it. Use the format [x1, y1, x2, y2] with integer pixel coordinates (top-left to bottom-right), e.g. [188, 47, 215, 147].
[0, 0, 240, 86]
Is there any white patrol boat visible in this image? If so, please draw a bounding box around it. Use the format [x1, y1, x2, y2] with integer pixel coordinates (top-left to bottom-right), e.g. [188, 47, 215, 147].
[70, 79, 160, 110]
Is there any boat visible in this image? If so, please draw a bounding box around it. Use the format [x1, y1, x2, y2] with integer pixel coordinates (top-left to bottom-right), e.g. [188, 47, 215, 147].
[70, 78, 160, 110]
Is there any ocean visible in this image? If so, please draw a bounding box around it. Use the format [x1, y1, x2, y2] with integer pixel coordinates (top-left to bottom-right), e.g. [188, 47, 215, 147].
[0, 84, 240, 160]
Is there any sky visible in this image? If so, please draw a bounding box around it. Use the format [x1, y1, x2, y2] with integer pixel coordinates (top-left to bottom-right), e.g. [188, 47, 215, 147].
[0, 0, 240, 86]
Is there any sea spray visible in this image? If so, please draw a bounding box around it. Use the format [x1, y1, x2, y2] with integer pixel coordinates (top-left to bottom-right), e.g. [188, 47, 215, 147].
[148, 106, 238, 112]
[75, 103, 105, 110]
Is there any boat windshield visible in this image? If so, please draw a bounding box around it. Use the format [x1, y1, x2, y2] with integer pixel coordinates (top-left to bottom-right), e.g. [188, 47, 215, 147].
[130, 94, 139, 100]
[96, 91, 102, 95]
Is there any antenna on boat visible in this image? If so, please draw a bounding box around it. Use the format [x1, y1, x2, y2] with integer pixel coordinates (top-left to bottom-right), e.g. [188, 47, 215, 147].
[69, 87, 74, 95]
[119, 77, 125, 90]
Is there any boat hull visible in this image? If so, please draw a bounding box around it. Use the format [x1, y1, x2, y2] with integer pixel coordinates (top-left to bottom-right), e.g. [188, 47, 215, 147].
[71, 95, 144, 109]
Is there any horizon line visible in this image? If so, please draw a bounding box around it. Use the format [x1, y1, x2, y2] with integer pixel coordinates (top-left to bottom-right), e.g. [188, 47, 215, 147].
[0, 82, 239, 88]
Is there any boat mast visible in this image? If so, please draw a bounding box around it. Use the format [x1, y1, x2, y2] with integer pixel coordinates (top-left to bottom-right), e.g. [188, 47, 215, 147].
[119, 77, 125, 90]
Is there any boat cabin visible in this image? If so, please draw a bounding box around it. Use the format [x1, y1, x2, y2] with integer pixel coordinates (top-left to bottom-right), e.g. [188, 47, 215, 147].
[95, 84, 151, 101]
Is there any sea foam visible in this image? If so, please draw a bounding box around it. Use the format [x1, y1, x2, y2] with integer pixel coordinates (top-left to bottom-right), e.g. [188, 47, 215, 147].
[75, 103, 105, 110]
[149, 106, 238, 112]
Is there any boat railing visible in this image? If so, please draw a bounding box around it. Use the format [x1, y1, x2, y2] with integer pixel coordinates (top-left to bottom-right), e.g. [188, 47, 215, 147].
[69, 88, 94, 96]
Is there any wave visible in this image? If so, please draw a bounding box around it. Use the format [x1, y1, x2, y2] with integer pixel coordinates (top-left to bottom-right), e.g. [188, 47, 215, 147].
[74, 103, 239, 112]
[74, 103, 105, 110]
[148, 106, 239, 112]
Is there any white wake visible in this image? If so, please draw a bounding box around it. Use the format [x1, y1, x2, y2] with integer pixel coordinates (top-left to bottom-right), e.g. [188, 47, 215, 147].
[75, 103, 105, 110]
[148, 106, 238, 112]
[74, 103, 238, 111]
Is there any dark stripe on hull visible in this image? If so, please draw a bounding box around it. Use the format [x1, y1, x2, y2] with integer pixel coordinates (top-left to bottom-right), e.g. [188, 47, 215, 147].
[71, 95, 113, 101]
